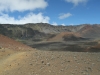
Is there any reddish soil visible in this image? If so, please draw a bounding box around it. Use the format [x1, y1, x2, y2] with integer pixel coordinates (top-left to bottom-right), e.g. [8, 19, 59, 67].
[0, 34, 33, 51]
[47, 32, 81, 41]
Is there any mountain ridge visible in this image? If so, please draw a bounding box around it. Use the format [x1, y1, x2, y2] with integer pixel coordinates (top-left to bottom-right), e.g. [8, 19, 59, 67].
[0, 23, 100, 38]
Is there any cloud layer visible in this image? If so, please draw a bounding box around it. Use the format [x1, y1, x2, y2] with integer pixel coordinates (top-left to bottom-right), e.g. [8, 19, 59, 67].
[65, 0, 88, 6]
[0, 0, 50, 24]
[59, 13, 72, 19]
[0, 13, 50, 24]
[0, 0, 48, 12]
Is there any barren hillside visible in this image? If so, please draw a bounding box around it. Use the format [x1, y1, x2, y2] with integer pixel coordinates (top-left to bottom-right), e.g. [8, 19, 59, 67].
[0, 34, 33, 51]
[0, 34, 100, 75]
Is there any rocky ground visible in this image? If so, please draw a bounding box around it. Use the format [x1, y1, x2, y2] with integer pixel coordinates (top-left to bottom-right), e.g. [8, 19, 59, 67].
[0, 49, 100, 75]
[0, 34, 100, 75]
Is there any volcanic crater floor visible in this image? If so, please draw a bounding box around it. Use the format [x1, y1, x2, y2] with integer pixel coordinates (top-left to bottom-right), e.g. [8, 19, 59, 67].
[0, 48, 100, 75]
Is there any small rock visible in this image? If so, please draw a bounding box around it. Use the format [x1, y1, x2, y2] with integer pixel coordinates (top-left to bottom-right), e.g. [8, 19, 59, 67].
[0, 46, 2, 49]
[47, 63, 50, 66]
[60, 69, 64, 71]
[68, 60, 70, 62]
[29, 63, 32, 65]
[41, 60, 44, 63]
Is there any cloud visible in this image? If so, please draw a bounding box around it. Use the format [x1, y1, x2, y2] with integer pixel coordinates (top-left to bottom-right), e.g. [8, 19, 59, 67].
[0, 0, 49, 24]
[59, 13, 72, 19]
[0, 12, 50, 24]
[52, 22, 58, 26]
[70, 23, 74, 25]
[65, 0, 88, 6]
[0, 0, 48, 12]
[61, 23, 65, 26]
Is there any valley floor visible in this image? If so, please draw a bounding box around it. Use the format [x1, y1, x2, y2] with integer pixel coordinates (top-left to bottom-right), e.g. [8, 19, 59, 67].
[0, 48, 100, 75]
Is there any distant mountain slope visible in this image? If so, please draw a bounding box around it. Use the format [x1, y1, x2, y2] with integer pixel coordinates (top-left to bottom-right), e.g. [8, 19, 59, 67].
[79, 25, 100, 38]
[0, 23, 100, 42]
[47, 32, 83, 41]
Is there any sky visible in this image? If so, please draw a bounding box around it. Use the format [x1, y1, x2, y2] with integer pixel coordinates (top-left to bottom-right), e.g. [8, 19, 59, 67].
[0, 0, 100, 25]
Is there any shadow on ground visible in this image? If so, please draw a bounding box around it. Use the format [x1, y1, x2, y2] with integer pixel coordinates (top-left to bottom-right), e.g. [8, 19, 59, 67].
[30, 41, 99, 52]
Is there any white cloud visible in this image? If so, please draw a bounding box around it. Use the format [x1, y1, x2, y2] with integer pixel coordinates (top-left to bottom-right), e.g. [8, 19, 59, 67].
[59, 13, 72, 19]
[70, 23, 74, 25]
[65, 0, 88, 6]
[0, 0, 48, 12]
[61, 23, 66, 26]
[0, 0, 49, 24]
[0, 12, 50, 24]
[52, 22, 58, 26]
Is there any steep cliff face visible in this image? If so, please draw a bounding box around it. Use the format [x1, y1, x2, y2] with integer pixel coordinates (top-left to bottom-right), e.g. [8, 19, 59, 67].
[24, 23, 85, 33]
[0, 23, 100, 40]
[0, 24, 48, 39]
[78, 24, 100, 38]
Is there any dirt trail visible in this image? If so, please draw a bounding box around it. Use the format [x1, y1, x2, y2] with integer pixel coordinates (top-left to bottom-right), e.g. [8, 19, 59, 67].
[0, 51, 27, 74]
